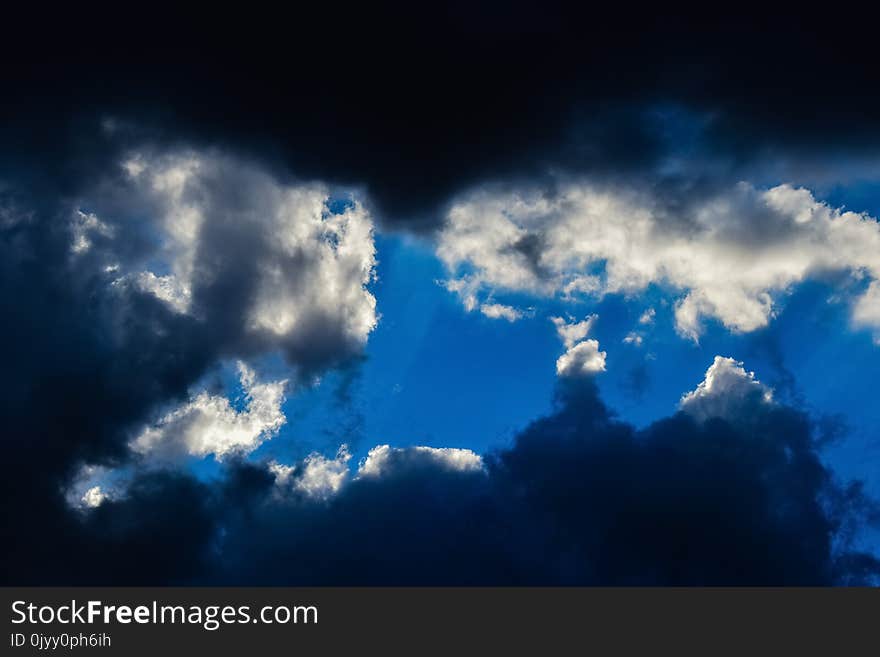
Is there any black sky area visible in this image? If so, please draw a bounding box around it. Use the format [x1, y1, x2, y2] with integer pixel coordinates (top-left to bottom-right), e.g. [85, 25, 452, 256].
[4, 6, 880, 225]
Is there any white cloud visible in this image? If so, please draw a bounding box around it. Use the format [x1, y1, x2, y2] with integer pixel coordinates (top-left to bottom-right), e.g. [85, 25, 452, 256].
[357, 444, 484, 478]
[551, 315, 606, 376]
[270, 445, 352, 500]
[70, 209, 113, 254]
[623, 332, 643, 346]
[64, 464, 124, 510]
[551, 314, 597, 349]
[679, 356, 773, 422]
[556, 340, 607, 376]
[479, 303, 523, 322]
[853, 281, 880, 343]
[561, 275, 602, 300]
[437, 181, 880, 341]
[268, 443, 483, 501]
[622, 308, 654, 347]
[131, 361, 287, 461]
[81, 486, 106, 508]
[134, 271, 191, 314]
[267, 443, 486, 501]
[246, 190, 377, 345]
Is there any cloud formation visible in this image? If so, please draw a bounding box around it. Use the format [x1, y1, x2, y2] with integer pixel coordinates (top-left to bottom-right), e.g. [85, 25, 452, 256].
[680, 356, 774, 422]
[270, 445, 353, 501]
[357, 444, 484, 478]
[7, 9, 880, 232]
[11, 360, 876, 586]
[131, 362, 287, 461]
[556, 340, 607, 377]
[93, 150, 379, 368]
[438, 182, 880, 341]
[552, 315, 606, 376]
[0, 147, 380, 583]
[479, 303, 523, 322]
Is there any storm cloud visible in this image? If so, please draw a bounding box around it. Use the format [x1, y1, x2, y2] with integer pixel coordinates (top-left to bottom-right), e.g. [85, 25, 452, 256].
[5, 360, 879, 585]
[4, 8, 880, 229]
[0, 147, 379, 580]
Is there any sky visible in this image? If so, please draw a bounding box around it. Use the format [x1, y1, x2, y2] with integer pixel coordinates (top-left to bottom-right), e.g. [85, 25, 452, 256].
[2, 8, 880, 585]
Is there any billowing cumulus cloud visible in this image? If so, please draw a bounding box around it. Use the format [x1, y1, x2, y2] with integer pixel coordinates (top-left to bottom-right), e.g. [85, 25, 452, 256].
[438, 181, 880, 341]
[80, 486, 106, 509]
[91, 150, 379, 367]
[27, 148, 382, 509]
[552, 315, 606, 376]
[270, 445, 352, 501]
[556, 340, 607, 377]
[680, 356, 774, 422]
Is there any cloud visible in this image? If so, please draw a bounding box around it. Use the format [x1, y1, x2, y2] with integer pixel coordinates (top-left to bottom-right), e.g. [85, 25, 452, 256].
[72, 364, 880, 585]
[64, 464, 128, 511]
[438, 182, 880, 341]
[99, 150, 379, 367]
[20, 360, 876, 586]
[70, 209, 113, 254]
[80, 486, 106, 508]
[556, 340, 607, 377]
[9, 11, 880, 232]
[357, 445, 484, 478]
[623, 308, 655, 347]
[270, 445, 352, 501]
[679, 356, 774, 422]
[623, 332, 643, 346]
[0, 148, 380, 585]
[853, 281, 880, 343]
[552, 315, 606, 376]
[132, 271, 191, 314]
[63, 361, 288, 505]
[131, 362, 287, 461]
[551, 315, 597, 349]
[479, 303, 523, 322]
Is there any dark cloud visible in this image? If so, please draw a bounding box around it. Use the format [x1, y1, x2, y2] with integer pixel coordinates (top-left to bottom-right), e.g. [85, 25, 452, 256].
[0, 148, 378, 581]
[5, 377, 877, 585]
[0, 194, 210, 579]
[3, 8, 880, 229]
